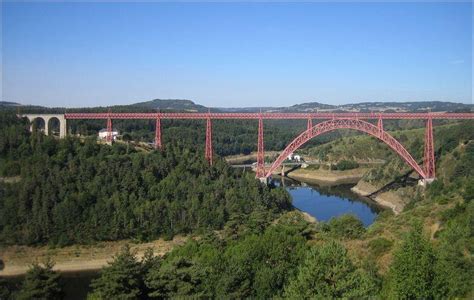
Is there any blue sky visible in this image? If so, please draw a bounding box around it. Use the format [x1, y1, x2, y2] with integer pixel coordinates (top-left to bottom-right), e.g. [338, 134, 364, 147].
[2, 2, 472, 108]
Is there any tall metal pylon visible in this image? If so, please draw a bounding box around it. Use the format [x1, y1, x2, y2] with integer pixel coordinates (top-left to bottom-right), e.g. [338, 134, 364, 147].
[106, 109, 113, 144]
[155, 116, 162, 150]
[377, 114, 384, 138]
[256, 112, 265, 178]
[423, 115, 435, 179]
[307, 116, 313, 131]
[205, 110, 213, 165]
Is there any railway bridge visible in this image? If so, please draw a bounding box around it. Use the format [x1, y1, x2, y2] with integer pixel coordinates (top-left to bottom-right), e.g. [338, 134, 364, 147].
[20, 111, 474, 183]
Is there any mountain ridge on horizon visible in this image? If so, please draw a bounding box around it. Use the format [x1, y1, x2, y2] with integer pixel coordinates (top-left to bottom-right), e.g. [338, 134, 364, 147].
[1, 99, 472, 113]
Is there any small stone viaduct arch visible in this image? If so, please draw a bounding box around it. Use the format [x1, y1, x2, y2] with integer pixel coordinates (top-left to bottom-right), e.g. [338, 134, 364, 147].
[20, 114, 67, 138]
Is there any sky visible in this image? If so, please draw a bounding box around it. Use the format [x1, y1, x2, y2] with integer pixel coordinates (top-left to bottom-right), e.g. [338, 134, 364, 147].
[1, 2, 472, 108]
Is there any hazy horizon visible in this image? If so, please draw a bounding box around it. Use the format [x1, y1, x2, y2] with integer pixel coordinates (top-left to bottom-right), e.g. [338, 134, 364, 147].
[3, 98, 473, 110]
[2, 2, 472, 107]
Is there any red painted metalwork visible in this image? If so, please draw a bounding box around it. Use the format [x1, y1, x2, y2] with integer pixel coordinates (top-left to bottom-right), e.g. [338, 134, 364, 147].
[61, 111, 474, 180]
[205, 115, 213, 165]
[265, 119, 427, 179]
[65, 112, 474, 120]
[377, 114, 384, 138]
[155, 117, 162, 150]
[423, 116, 435, 179]
[106, 111, 112, 143]
[307, 116, 313, 131]
[256, 114, 265, 178]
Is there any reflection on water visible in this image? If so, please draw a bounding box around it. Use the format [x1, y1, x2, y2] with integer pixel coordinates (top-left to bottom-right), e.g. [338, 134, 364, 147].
[4, 177, 382, 297]
[273, 177, 382, 227]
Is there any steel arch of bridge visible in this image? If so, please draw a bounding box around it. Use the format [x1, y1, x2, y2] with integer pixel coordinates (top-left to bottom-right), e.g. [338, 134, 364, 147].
[265, 118, 428, 179]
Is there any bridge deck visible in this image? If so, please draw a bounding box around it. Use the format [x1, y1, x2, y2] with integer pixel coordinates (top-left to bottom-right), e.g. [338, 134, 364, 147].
[63, 112, 474, 120]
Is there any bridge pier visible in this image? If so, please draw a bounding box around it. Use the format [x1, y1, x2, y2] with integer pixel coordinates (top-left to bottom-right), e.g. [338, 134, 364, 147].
[21, 114, 67, 138]
[155, 117, 162, 149]
[256, 114, 265, 178]
[419, 178, 435, 187]
[205, 114, 213, 165]
[106, 115, 113, 144]
[423, 116, 435, 179]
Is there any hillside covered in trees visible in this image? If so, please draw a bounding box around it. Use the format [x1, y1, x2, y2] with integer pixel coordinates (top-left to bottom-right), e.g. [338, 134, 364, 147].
[1, 112, 473, 299]
[0, 112, 291, 245]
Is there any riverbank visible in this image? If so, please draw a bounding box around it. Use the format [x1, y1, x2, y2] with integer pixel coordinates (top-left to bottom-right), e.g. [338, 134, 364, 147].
[277, 166, 405, 215]
[0, 236, 187, 277]
[284, 167, 370, 186]
[351, 181, 406, 214]
[225, 151, 279, 164]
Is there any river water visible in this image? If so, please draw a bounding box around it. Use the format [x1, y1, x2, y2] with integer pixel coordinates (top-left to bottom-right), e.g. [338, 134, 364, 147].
[273, 177, 382, 226]
[3, 177, 382, 299]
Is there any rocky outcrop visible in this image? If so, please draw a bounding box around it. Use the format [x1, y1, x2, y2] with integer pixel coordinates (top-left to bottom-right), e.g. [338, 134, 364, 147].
[351, 181, 405, 214]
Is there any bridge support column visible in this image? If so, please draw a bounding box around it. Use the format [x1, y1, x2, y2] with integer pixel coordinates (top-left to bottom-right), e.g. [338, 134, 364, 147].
[59, 117, 67, 138]
[44, 120, 50, 136]
[205, 116, 213, 165]
[106, 114, 113, 144]
[307, 117, 313, 131]
[256, 114, 265, 178]
[423, 116, 435, 180]
[377, 115, 384, 138]
[155, 117, 162, 150]
[23, 114, 66, 138]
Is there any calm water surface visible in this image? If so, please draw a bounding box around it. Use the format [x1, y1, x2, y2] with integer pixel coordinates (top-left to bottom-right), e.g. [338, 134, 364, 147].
[274, 178, 382, 226]
[5, 178, 382, 298]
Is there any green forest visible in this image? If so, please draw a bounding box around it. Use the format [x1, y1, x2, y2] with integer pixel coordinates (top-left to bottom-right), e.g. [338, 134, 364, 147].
[1, 112, 473, 299]
[0, 113, 291, 245]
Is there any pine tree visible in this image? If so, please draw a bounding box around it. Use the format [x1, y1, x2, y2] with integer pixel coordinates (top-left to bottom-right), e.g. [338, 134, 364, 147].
[283, 241, 378, 298]
[387, 221, 436, 299]
[89, 245, 144, 299]
[17, 259, 62, 300]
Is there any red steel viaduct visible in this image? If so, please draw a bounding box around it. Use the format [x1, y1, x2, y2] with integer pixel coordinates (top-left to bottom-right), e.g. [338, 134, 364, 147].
[21, 111, 474, 183]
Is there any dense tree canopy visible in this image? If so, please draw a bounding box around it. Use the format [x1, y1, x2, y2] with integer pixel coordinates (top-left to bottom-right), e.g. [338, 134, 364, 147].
[88, 215, 313, 299]
[284, 241, 379, 299]
[0, 113, 291, 246]
[1, 111, 473, 299]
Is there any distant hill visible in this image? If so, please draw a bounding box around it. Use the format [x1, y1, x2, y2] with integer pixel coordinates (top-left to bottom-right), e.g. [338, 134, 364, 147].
[0, 99, 210, 113]
[338, 101, 473, 113]
[2, 99, 472, 113]
[223, 101, 473, 113]
[0, 101, 22, 107]
[125, 99, 209, 112]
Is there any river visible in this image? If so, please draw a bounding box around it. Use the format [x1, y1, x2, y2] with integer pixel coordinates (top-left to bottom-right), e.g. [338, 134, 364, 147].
[273, 177, 382, 226]
[3, 177, 382, 299]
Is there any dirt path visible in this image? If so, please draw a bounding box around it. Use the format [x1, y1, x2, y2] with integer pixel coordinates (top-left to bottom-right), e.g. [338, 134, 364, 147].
[0, 236, 187, 277]
[224, 151, 279, 164]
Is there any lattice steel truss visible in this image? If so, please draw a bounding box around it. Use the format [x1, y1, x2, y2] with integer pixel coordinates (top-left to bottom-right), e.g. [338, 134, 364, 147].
[265, 119, 428, 179]
[61, 111, 474, 180]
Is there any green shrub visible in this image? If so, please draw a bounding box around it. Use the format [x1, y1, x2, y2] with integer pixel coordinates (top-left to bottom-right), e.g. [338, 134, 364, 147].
[335, 160, 359, 171]
[0, 160, 21, 177]
[325, 214, 365, 239]
[368, 238, 393, 257]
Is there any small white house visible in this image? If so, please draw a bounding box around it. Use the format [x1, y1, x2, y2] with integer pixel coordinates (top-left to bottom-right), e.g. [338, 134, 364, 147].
[287, 153, 302, 162]
[98, 129, 119, 140]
